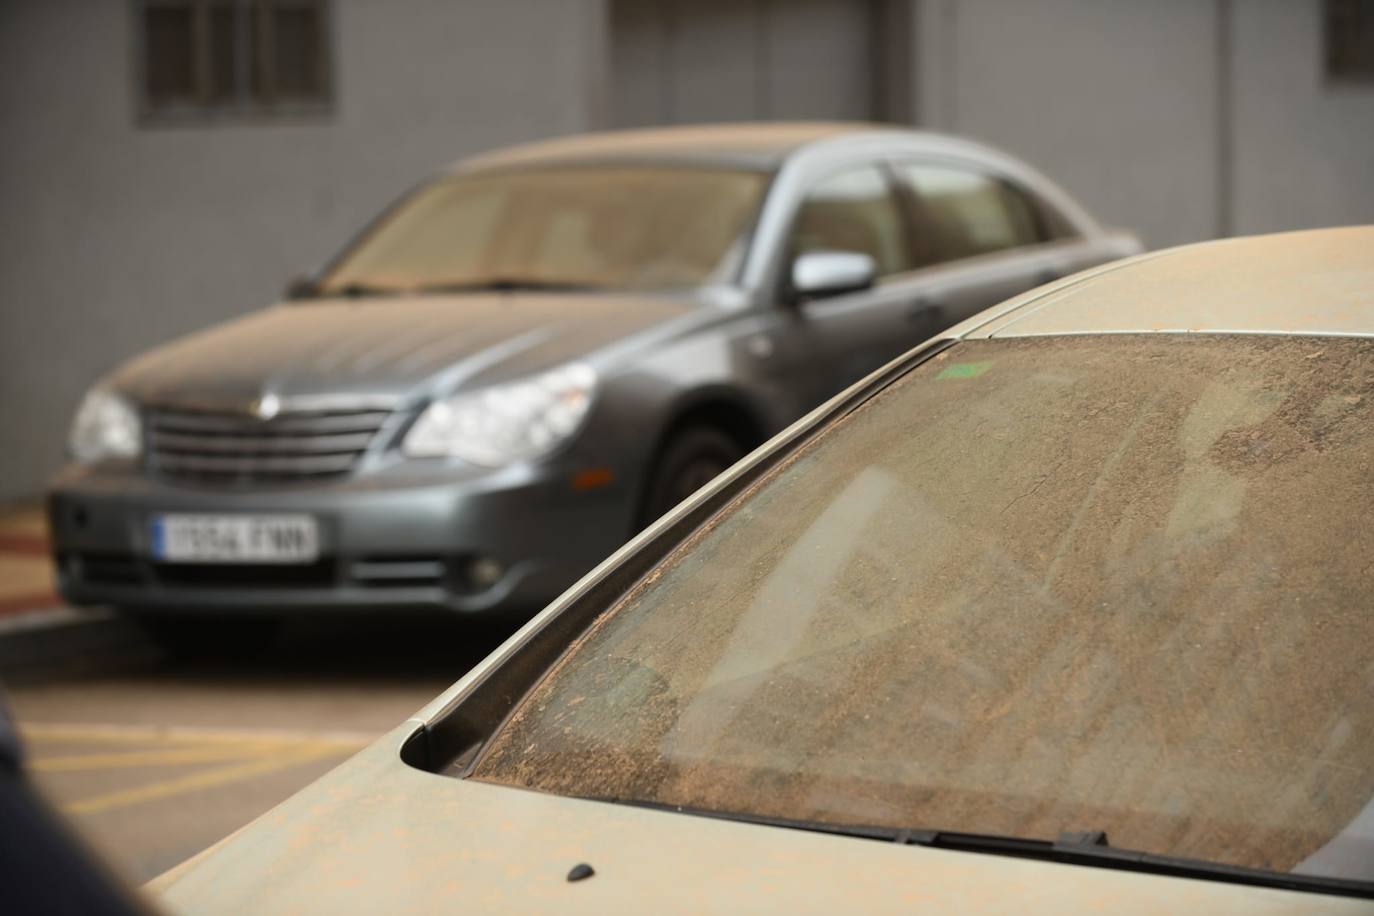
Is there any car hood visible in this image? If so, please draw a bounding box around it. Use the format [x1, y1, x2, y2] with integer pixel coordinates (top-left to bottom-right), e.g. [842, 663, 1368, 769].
[147, 723, 1358, 915]
[111, 292, 700, 410]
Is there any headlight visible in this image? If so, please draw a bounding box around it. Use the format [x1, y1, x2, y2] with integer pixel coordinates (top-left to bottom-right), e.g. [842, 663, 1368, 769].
[402, 363, 597, 466]
[69, 389, 142, 464]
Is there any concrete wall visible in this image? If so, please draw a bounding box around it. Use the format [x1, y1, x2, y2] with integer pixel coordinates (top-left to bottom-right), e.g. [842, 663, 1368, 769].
[912, 0, 1374, 250]
[610, 0, 875, 127]
[2, 0, 1372, 501]
[914, 0, 1224, 249]
[0, 0, 607, 502]
[1230, 0, 1374, 235]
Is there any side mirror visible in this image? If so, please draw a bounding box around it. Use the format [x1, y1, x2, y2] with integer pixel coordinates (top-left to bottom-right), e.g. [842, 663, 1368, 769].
[284, 275, 318, 300]
[790, 250, 876, 302]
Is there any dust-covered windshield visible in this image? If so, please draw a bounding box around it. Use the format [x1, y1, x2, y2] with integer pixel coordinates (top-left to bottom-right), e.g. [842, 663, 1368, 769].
[473, 335, 1374, 883]
[318, 166, 767, 295]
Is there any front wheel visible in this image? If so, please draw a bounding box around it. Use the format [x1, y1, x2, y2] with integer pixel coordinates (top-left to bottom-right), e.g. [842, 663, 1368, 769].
[638, 426, 744, 531]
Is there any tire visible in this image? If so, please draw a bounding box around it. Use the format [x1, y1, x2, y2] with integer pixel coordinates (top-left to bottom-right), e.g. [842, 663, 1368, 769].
[132, 613, 282, 661]
[638, 425, 744, 531]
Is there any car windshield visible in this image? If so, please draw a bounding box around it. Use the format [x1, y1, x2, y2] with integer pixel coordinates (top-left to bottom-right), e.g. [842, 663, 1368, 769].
[473, 334, 1374, 884]
[317, 165, 768, 295]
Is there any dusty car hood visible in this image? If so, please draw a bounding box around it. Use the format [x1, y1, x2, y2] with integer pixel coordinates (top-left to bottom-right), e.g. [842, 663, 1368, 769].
[148, 724, 1363, 915]
[112, 292, 698, 410]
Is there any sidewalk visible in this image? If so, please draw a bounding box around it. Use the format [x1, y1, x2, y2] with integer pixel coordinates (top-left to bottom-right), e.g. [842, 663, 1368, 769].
[0, 504, 60, 616]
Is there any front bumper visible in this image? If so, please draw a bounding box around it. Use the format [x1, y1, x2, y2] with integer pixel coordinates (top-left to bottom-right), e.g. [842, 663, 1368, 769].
[48, 460, 634, 617]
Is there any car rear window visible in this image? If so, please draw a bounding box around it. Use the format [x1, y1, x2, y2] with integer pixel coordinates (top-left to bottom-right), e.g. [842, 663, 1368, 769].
[473, 334, 1374, 884]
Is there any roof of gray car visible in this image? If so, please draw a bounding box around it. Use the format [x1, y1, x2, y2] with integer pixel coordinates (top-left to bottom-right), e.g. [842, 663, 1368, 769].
[452, 122, 973, 172]
[952, 226, 1374, 340]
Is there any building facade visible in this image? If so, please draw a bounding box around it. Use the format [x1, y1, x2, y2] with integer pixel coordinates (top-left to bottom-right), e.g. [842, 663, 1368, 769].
[1, 0, 1372, 501]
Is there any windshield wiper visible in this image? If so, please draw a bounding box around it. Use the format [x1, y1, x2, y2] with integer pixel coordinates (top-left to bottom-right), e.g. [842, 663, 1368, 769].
[411, 278, 605, 295]
[319, 282, 407, 298]
[577, 797, 1373, 899]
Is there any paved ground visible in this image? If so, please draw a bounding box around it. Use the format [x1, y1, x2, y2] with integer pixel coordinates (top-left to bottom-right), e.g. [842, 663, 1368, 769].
[0, 504, 512, 885]
[0, 504, 59, 615]
[9, 617, 509, 884]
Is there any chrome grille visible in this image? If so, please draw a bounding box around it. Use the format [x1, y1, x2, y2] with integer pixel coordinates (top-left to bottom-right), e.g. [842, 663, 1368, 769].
[147, 407, 392, 484]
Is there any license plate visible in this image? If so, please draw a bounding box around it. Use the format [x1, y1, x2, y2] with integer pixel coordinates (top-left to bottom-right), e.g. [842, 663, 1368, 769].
[150, 514, 319, 564]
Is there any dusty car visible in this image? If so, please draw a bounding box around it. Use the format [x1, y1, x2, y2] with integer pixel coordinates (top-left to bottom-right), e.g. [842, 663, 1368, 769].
[49, 122, 1136, 649]
[150, 227, 1374, 912]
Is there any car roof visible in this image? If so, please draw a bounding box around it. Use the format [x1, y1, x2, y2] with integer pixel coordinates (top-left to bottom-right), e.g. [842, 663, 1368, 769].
[953, 226, 1374, 340]
[451, 121, 987, 172]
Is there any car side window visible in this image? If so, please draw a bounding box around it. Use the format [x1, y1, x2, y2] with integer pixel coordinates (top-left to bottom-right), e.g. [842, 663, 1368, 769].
[896, 163, 1041, 265]
[787, 166, 912, 278]
[1035, 196, 1081, 242]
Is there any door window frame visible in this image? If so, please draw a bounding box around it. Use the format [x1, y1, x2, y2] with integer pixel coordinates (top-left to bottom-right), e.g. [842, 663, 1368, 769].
[772, 159, 919, 305]
[887, 158, 1070, 268]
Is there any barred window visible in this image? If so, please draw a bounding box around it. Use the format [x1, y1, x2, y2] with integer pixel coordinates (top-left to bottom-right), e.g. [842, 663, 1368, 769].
[1325, 0, 1374, 83]
[138, 0, 332, 121]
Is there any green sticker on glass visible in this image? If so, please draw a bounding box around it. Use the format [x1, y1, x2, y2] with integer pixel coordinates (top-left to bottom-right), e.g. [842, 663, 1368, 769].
[937, 361, 991, 379]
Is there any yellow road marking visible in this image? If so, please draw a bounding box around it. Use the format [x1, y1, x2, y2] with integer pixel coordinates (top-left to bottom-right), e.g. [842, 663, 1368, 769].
[63, 746, 349, 815]
[17, 721, 376, 815]
[32, 745, 279, 772]
[0, 505, 49, 538]
[20, 721, 375, 749]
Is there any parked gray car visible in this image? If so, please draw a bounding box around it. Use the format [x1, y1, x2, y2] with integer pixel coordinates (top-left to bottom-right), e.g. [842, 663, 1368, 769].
[48, 123, 1139, 647]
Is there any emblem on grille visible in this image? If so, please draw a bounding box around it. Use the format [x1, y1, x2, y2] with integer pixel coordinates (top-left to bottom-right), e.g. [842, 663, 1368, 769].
[252, 392, 281, 420]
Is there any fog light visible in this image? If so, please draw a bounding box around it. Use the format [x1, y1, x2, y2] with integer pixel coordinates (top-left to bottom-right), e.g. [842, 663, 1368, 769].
[466, 556, 505, 591]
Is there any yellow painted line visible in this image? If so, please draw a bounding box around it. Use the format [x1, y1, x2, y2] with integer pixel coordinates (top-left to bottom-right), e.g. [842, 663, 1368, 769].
[21, 721, 376, 815]
[32, 744, 277, 772]
[20, 721, 375, 750]
[0, 505, 49, 538]
[0, 553, 55, 597]
[63, 746, 349, 816]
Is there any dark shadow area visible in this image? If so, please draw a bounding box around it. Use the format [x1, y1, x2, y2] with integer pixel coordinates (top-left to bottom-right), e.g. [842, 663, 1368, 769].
[2, 612, 523, 693]
[148, 614, 521, 687]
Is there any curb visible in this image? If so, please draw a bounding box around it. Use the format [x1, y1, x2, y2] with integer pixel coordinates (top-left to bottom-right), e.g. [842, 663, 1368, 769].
[0, 606, 158, 685]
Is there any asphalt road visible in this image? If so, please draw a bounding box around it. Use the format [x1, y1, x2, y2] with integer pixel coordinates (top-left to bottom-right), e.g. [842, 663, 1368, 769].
[6, 616, 513, 886]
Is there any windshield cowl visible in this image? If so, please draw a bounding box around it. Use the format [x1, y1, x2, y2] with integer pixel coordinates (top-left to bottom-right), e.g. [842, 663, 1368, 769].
[308, 277, 610, 299]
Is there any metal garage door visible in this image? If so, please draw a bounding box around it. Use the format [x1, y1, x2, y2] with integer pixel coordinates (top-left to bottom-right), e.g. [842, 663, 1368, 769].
[610, 0, 888, 127]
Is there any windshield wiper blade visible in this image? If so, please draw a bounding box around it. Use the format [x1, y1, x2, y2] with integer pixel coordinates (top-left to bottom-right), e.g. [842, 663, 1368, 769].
[577, 797, 1373, 899]
[903, 828, 1374, 896]
[412, 278, 605, 294]
[322, 282, 406, 298]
